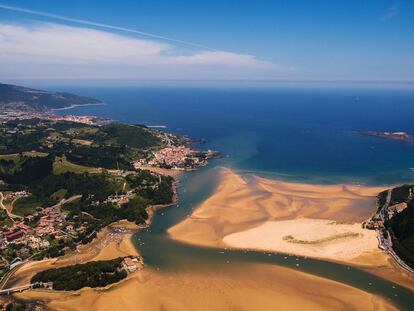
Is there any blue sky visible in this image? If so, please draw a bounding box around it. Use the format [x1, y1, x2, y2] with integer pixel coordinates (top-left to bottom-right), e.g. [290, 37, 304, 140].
[0, 0, 413, 82]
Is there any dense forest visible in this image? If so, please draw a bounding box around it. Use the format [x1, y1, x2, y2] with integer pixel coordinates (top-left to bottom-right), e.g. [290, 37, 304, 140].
[31, 258, 127, 290]
[384, 185, 414, 266]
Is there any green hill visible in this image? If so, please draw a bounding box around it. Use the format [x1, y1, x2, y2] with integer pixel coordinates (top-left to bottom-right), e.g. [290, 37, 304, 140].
[0, 82, 101, 111]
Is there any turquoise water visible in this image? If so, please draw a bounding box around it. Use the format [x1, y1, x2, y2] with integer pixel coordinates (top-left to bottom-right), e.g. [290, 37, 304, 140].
[55, 85, 414, 309]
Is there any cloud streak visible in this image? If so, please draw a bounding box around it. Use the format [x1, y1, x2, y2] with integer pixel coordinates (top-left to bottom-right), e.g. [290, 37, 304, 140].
[0, 3, 216, 50]
[0, 22, 275, 80]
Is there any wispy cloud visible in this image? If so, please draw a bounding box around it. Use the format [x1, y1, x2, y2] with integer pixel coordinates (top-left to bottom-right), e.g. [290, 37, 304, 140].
[0, 22, 276, 80]
[0, 3, 215, 50]
[381, 4, 400, 21]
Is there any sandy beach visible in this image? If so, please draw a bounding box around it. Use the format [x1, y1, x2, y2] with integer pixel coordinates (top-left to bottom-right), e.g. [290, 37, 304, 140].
[2, 220, 140, 290]
[223, 218, 378, 261]
[168, 168, 414, 290]
[168, 168, 386, 254]
[2, 169, 410, 310]
[14, 262, 396, 311]
[5, 214, 395, 311]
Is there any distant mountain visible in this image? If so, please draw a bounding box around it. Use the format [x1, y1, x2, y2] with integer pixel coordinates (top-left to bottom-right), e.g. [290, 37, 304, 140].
[0, 83, 102, 112]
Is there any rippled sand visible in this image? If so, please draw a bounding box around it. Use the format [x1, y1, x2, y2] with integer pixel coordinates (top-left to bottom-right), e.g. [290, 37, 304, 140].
[168, 168, 385, 260]
[168, 168, 414, 290]
[15, 263, 396, 311]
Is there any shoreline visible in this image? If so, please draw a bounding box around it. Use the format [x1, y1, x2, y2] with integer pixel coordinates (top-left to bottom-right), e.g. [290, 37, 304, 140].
[1, 169, 180, 292]
[51, 102, 105, 111]
[2, 168, 403, 311]
[168, 168, 414, 291]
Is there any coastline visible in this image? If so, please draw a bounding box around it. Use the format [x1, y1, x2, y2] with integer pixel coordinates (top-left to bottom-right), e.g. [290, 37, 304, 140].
[1, 171, 180, 292]
[51, 102, 105, 111]
[10, 229, 398, 311]
[12, 258, 398, 311]
[1, 168, 403, 311]
[168, 168, 414, 291]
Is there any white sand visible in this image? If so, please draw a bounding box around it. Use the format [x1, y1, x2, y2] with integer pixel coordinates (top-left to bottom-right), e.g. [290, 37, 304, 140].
[223, 218, 378, 261]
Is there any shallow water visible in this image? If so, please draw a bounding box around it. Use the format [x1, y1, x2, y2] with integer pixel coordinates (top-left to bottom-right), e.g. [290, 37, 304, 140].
[53, 85, 414, 309]
[135, 165, 414, 310]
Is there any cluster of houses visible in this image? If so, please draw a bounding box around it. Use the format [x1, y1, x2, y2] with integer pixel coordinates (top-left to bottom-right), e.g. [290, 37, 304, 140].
[0, 202, 85, 262]
[385, 202, 408, 219]
[0, 110, 103, 126]
[3, 191, 29, 202]
[134, 146, 210, 170]
[364, 202, 409, 230]
[104, 191, 135, 206]
[122, 256, 144, 273]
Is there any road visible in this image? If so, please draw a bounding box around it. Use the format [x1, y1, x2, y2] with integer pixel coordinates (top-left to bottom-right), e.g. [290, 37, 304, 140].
[0, 261, 27, 290]
[0, 283, 35, 295]
[0, 192, 21, 221]
[376, 188, 414, 275]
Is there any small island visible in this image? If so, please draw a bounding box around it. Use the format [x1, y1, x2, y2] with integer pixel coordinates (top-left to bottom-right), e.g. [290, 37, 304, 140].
[357, 130, 414, 143]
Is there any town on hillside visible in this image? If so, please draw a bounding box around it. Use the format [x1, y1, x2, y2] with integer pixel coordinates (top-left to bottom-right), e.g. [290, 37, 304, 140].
[0, 110, 217, 288]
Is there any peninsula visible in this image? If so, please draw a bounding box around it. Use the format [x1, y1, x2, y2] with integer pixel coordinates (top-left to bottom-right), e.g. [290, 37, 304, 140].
[0, 83, 102, 112]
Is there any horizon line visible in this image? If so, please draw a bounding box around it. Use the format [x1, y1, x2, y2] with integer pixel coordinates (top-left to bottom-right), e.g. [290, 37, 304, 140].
[2, 78, 414, 84]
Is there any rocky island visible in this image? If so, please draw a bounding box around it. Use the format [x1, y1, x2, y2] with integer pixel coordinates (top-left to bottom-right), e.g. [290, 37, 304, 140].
[358, 130, 414, 143]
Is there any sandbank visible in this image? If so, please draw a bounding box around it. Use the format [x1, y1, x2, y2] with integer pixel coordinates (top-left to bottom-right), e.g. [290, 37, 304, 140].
[168, 168, 414, 289]
[168, 168, 386, 252]
[223, 218, 378, 261]
[14, 263, 396, 311]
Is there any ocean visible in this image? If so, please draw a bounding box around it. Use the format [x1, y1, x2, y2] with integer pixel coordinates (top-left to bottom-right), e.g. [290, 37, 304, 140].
[55, 84, 414, 185]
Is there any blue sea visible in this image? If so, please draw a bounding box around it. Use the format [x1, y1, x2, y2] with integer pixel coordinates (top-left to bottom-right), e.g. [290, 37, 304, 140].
[53, 83, 414, 185]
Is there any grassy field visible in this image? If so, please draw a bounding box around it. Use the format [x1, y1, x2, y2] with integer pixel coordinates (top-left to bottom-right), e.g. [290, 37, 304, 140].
[0, 153, 21, 161]
[53, 156, 102, 175]
[71, 138, 93, 146]
[0, 151, 48, 160]
[13, 196, 41, 216]
[50, 188, 68, 201]
[22, 151, 49, 157]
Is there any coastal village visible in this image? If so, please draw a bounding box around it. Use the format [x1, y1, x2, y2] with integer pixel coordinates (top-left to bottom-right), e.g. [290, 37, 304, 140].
[0, 192, 88, 270]
[0, 109, 218, 299]
[134, 145, 218, 171]
[0, 110, 108, 126]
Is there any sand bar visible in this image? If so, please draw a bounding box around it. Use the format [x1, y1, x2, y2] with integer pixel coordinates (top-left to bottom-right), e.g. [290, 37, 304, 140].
[223, 218, 378, 261]
[2, 169, 409, 310]
[14, 263, 397, 311]
[168, 168, 414, 290]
